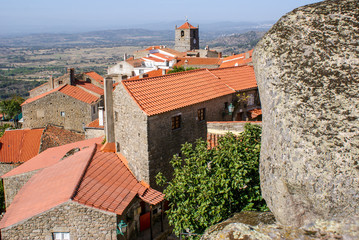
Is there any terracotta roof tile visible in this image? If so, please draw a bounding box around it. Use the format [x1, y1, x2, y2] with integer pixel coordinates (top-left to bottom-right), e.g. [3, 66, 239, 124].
[22, 84, 100, 106]
[0, 145, 97, 229]
[220, 49, 253, 68]
[0, 128, 44, 164]
[84, 71, 104, 84]
[175, 57, 221, 67]
[178, 22, 197, 29]
[59, 84, 100, 104]
[127, 69, 166, 81]
[2, 137, 103, 178]
[0, 145, 164, 228]
[210, 65, 257, 91]
[122, 65, 257, 116]
[76, 81, 104, 96]
[86, 119, 104, 129]
[122, 69, 235, 116]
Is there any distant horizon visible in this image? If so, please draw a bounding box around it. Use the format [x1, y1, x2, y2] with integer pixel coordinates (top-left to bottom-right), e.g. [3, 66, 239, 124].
[1, 0, 322, 35]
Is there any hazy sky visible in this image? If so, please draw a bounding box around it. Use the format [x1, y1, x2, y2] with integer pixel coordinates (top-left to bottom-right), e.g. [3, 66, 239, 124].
[0, 0, 323, 35]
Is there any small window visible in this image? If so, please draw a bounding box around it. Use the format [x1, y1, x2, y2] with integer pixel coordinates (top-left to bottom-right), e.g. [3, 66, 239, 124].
[181, 30, 184, 37]
[60, 111, 65, 117]
[119, 64, 123, 68]
[58, 81, 63, 85]
[172, 115, 181, 130]
[53, 232, 70, 240]
[197, 108, 205, 121]
[224, 102, 228, 109]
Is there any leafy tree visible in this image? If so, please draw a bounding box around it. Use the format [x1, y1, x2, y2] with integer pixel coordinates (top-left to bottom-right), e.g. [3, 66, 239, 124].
[0, 124, 12, 138]
[156, 123, 267, 237]
[0, 96, 24, 120]
[167, 66, 198, 74]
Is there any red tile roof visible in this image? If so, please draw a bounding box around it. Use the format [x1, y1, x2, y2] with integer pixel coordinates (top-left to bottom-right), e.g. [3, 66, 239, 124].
[174, 57, 221, 67]
[142, 56, 165, 63]
[210, 65, 257, 91]
[122, 66, 257, 116]
[22, 84, 100, 105]
[0, 129, 44, 164]
[76, 81, 104, 96]
[178, 22, 197, 29]
[84, 71, 104, 84]
[2, 137, 103, 178]
[127, 69, 167, 81]
[86, 119, 104, 129]
[220, 49, 253, 68]
[0, 144, 164, 228]
[249, 108, 262, 118]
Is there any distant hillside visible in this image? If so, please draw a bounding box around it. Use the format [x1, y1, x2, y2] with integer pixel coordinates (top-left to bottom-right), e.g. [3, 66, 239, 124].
[207, 31, 266, 55]
[0, 29, 174, 48]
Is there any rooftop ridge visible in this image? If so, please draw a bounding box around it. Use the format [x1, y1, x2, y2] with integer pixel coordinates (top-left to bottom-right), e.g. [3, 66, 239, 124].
[70, 144, 97, 201]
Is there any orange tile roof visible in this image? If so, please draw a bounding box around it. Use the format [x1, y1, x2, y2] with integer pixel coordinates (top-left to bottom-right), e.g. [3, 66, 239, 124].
[175, 57, 221, 67]
[159, 48, 186, 58]
[178, 22, 197, 29]
[145, 46, 161, 50]
[86, 119, 104, 129]
[84, 71, 104, 84]
[151, 53, 174, 61]
[220, 49, 253, 68]
[122, 68, 235, 116]
[59, 84, 100, 104]
[249, 108, 262, 118]
[142, 56, 165, 63]
[0, 129, 44, 164]
[122, 66, 257, 116]
[210, 65, 257, 91]
[2, 137, 103, 178]
[0, 144, 164, 228]
[76, 81, 104, 96]
[126, 58, 143, 67]
[127, 69, 166, 81]
[22, 84, 100, 106]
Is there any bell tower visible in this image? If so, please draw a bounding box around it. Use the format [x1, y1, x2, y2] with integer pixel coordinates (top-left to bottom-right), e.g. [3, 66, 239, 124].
[175, 21, 199, 52]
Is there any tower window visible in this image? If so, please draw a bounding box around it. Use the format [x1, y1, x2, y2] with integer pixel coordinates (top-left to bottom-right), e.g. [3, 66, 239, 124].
[181, 30, 184, 37]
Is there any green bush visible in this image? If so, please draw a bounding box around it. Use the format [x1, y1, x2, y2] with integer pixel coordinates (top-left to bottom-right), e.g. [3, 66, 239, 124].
[156, 123, 267, 237]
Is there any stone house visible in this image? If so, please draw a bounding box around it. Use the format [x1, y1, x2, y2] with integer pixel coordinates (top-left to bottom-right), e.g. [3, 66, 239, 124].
[21, 82, 104, 133]
[111, 65, 260, 188]
[0, 139, 164, 239]
[174, 57, 221, 69]
[29, 69, 104, 98]
[0, 125, 84, 176]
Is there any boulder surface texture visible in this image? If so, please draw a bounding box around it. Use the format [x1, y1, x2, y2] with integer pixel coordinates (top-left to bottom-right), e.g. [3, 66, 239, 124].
[253, 0, 359, 226]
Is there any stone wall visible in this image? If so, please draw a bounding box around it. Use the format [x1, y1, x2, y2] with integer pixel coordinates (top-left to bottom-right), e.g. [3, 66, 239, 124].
[85, 128, 105, 139]
[1, 201, 117, 240]
[0, 164, 19, 178]
[147, 94, 234, 187]
[29, 83, 51, 98]
[3, 171, 38, 208]
[113, 83, 150, 184]
[22, 91, 96, 133]
[253, 0, 359, 226]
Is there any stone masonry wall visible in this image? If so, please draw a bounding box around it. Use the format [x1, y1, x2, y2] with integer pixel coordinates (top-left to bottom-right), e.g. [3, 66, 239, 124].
[113, 83, 150, 183]
[148, 94, 234, 188]
[0, 164, 19, 178]
[22, 91, 94, 133]
[29, 83, 51, 98]
[1, 201, 117, 240]
[207, 121, 262, 135]
[3, 171, 38, 208]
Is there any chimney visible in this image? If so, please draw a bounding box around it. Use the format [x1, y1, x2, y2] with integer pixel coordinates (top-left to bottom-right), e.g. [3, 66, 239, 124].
[98, 106, 104, 127]
[104, 76, 115, 143]
[245, 52, 250, 59]
[162, 69, 166, 75]
[124, 53, 127, 61]
[68, 68, 75, 85]
[218, 52, 222, 58]
[49, 75, 54, 89]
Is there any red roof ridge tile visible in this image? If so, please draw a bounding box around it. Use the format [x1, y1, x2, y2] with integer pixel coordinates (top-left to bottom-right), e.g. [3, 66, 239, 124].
[70, 144, 97, 200]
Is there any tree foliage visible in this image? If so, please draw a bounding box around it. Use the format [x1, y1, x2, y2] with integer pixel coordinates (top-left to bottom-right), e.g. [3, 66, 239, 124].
[156, 123, 267, 237]
[0, 96, 24, 120]
[167, 66, 198, 74]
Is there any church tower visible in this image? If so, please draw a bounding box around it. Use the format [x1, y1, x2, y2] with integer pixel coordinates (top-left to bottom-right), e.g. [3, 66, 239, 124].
[175, 21, 199, 52]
